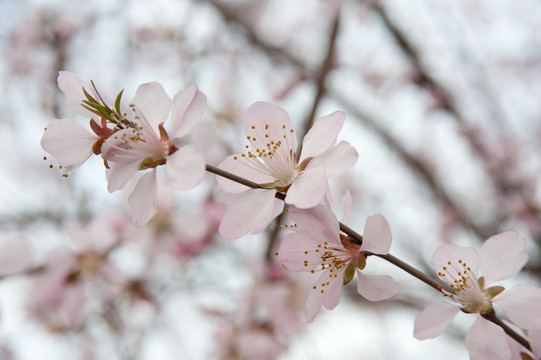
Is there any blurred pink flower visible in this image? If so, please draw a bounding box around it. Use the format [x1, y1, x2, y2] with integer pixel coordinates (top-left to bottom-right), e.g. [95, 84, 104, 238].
[217, 101, 358, 239]
[212, 263, 305, 360]
[101, 82, 207, 225]
[414, 231, 541, 360]
[29, 213, 129, 331]
[278, 204, 401, 322]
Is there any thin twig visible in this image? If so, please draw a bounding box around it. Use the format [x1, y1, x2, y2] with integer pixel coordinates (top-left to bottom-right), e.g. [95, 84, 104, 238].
[207, 162, 532, 350]
[207, 163, 448, 292]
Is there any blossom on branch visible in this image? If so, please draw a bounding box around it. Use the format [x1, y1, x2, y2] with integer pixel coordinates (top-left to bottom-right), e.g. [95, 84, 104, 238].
[101, 82, 207, 225]
[41, 71, 207, 225]
[277, 204, 401, 322]
[216, 102, 358, 239]
[414, 231, 541, 360]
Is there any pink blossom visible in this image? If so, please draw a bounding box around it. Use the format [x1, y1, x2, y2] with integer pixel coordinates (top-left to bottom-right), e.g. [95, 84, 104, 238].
[101, 82, 207, 225]
[414, 231, 541, 360]
[41, 72, 111, 172]
[217, 101, 358, 239]
[211, 263, 305, 359]
[278, 204, 401, 322]
[29, 214, 128, 331]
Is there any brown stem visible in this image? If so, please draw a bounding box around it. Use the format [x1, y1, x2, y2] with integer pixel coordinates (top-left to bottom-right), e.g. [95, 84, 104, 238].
[207, 162, 532, 350]
[207, 163, 449, 293]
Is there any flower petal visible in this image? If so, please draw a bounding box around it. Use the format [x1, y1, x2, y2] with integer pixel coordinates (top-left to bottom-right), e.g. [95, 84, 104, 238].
[285, 167, 326, 208]
[356, 271, 401, 301]
[41, 119, 97, 167]
[130, 82, 172, 130]
[101, 128, 148, 163]
[300, 111, 345, 160]
[304, 268, 342, 323]
[304, 283, 325, 323]
[279, 233, 324, 272]
[57, 71, 98, 118]
[480, 231, 528, 285]
[361, 214, 393, 255]
[322, 273, 343, 310]
[306, 141, 358, 177]
[170, 85, 207, 139]
[289, 204, 340, 246]
[165, 145, 205, 190]
[431, 244, 479, 276]
[219, 189, 282, 240]
[243, 102, 297, 153]
[106, 161, 142, 193]
[465, 316, 511, 360]
[341, 190, 352, 225]
[493, 284, 541, 329]
[413, 301, 460, 340]
[128, 171, 158, 226]
[252, 198, 284, 234]
[215, 155, 275, 195]
[530, 329, 541, 358]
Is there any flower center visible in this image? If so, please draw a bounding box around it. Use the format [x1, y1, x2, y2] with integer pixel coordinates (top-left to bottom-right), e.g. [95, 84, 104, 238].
[233, 122, 300, 188]
[303, 239, 361, 294]
[437, 259, 491, 313]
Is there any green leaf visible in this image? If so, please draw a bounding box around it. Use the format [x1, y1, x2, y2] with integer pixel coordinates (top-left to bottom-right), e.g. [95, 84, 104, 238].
[82, 101, 112, 118]
[81, 104, 106, 119]
[114, 89, 124, 115]
[82, 86, 98, 104]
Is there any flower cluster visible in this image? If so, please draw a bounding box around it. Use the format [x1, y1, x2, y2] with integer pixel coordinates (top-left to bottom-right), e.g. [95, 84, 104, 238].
[41, 72, 541, 359]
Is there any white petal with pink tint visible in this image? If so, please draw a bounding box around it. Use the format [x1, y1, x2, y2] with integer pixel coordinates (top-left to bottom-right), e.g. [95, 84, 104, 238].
[480, 231, 528, 285]
[216, 155, 275, 194]
[243, 102, 297, 152]
[321, 274, 343, 310]
[252, 198, 285, 234]
[361, 214, 392, 255]
[219, 189, 281, 240]
[464, 316, 510, 360]
[341, 190, 352, 225]
[306, 141, 359, 178]
[279, 232, 323, 272]
[171, 84, 207, 139]
[304, 268, 342, 323]
[493, 284, 541, 329]
[289, 203, 340, 245]
[57, 71, 98, 119]
[41, 119, 97, 167]
[356, 271, 401, 301]
[414, 301, 460, 340]
[431, 244, 479, 276]
[128, 170, 158, 226]
[130, 82, 172, 129]
[106, 161, 142, 193]
[285, 167, 326, 208]
[530, 329, 541, 358]
[300, 111, 345, 159]
[165, 145, 205, 190]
